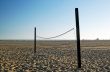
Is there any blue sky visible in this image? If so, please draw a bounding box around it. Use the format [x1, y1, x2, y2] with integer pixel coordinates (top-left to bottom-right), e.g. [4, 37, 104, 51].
[0, 0, 110, 40]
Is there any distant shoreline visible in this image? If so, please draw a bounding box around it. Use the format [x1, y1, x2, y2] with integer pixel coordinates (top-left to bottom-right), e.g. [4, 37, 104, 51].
[0, 39, 110, 41]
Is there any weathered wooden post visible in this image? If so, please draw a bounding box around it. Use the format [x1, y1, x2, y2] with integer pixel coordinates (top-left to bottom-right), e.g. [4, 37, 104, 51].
[34, 27, 36, 54]
[75, 8, 81, 68]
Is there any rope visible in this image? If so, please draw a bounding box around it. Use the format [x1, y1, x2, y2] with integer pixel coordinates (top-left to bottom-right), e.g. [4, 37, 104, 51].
[36, 27, 74, 39]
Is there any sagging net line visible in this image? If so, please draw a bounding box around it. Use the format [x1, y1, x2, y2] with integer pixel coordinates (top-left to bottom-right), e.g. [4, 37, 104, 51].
[36, 27, 75, 39]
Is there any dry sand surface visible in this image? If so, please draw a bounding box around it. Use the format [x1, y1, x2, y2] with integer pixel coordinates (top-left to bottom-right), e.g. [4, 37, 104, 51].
[0, 40, 110, 72]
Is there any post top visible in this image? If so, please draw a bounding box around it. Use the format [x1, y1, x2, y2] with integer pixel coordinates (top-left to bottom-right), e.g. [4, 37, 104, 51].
[75, 8, 78, 10]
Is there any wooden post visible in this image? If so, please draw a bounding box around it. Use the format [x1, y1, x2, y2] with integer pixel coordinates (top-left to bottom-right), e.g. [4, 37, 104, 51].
[34, 27, 36, 54]
[75, 8, 81, 68]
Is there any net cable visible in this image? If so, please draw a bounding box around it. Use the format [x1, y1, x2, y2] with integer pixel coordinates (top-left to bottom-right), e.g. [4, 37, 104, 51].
[36, 27, 74, 39]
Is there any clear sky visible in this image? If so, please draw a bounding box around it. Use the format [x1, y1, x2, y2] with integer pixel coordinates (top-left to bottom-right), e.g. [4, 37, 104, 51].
[0, 0, 110, 40]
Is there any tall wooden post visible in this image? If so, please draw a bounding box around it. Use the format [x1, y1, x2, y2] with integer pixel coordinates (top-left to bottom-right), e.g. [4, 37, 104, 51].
[34, 27, 36, 54]
[75, 8, 81, 68]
